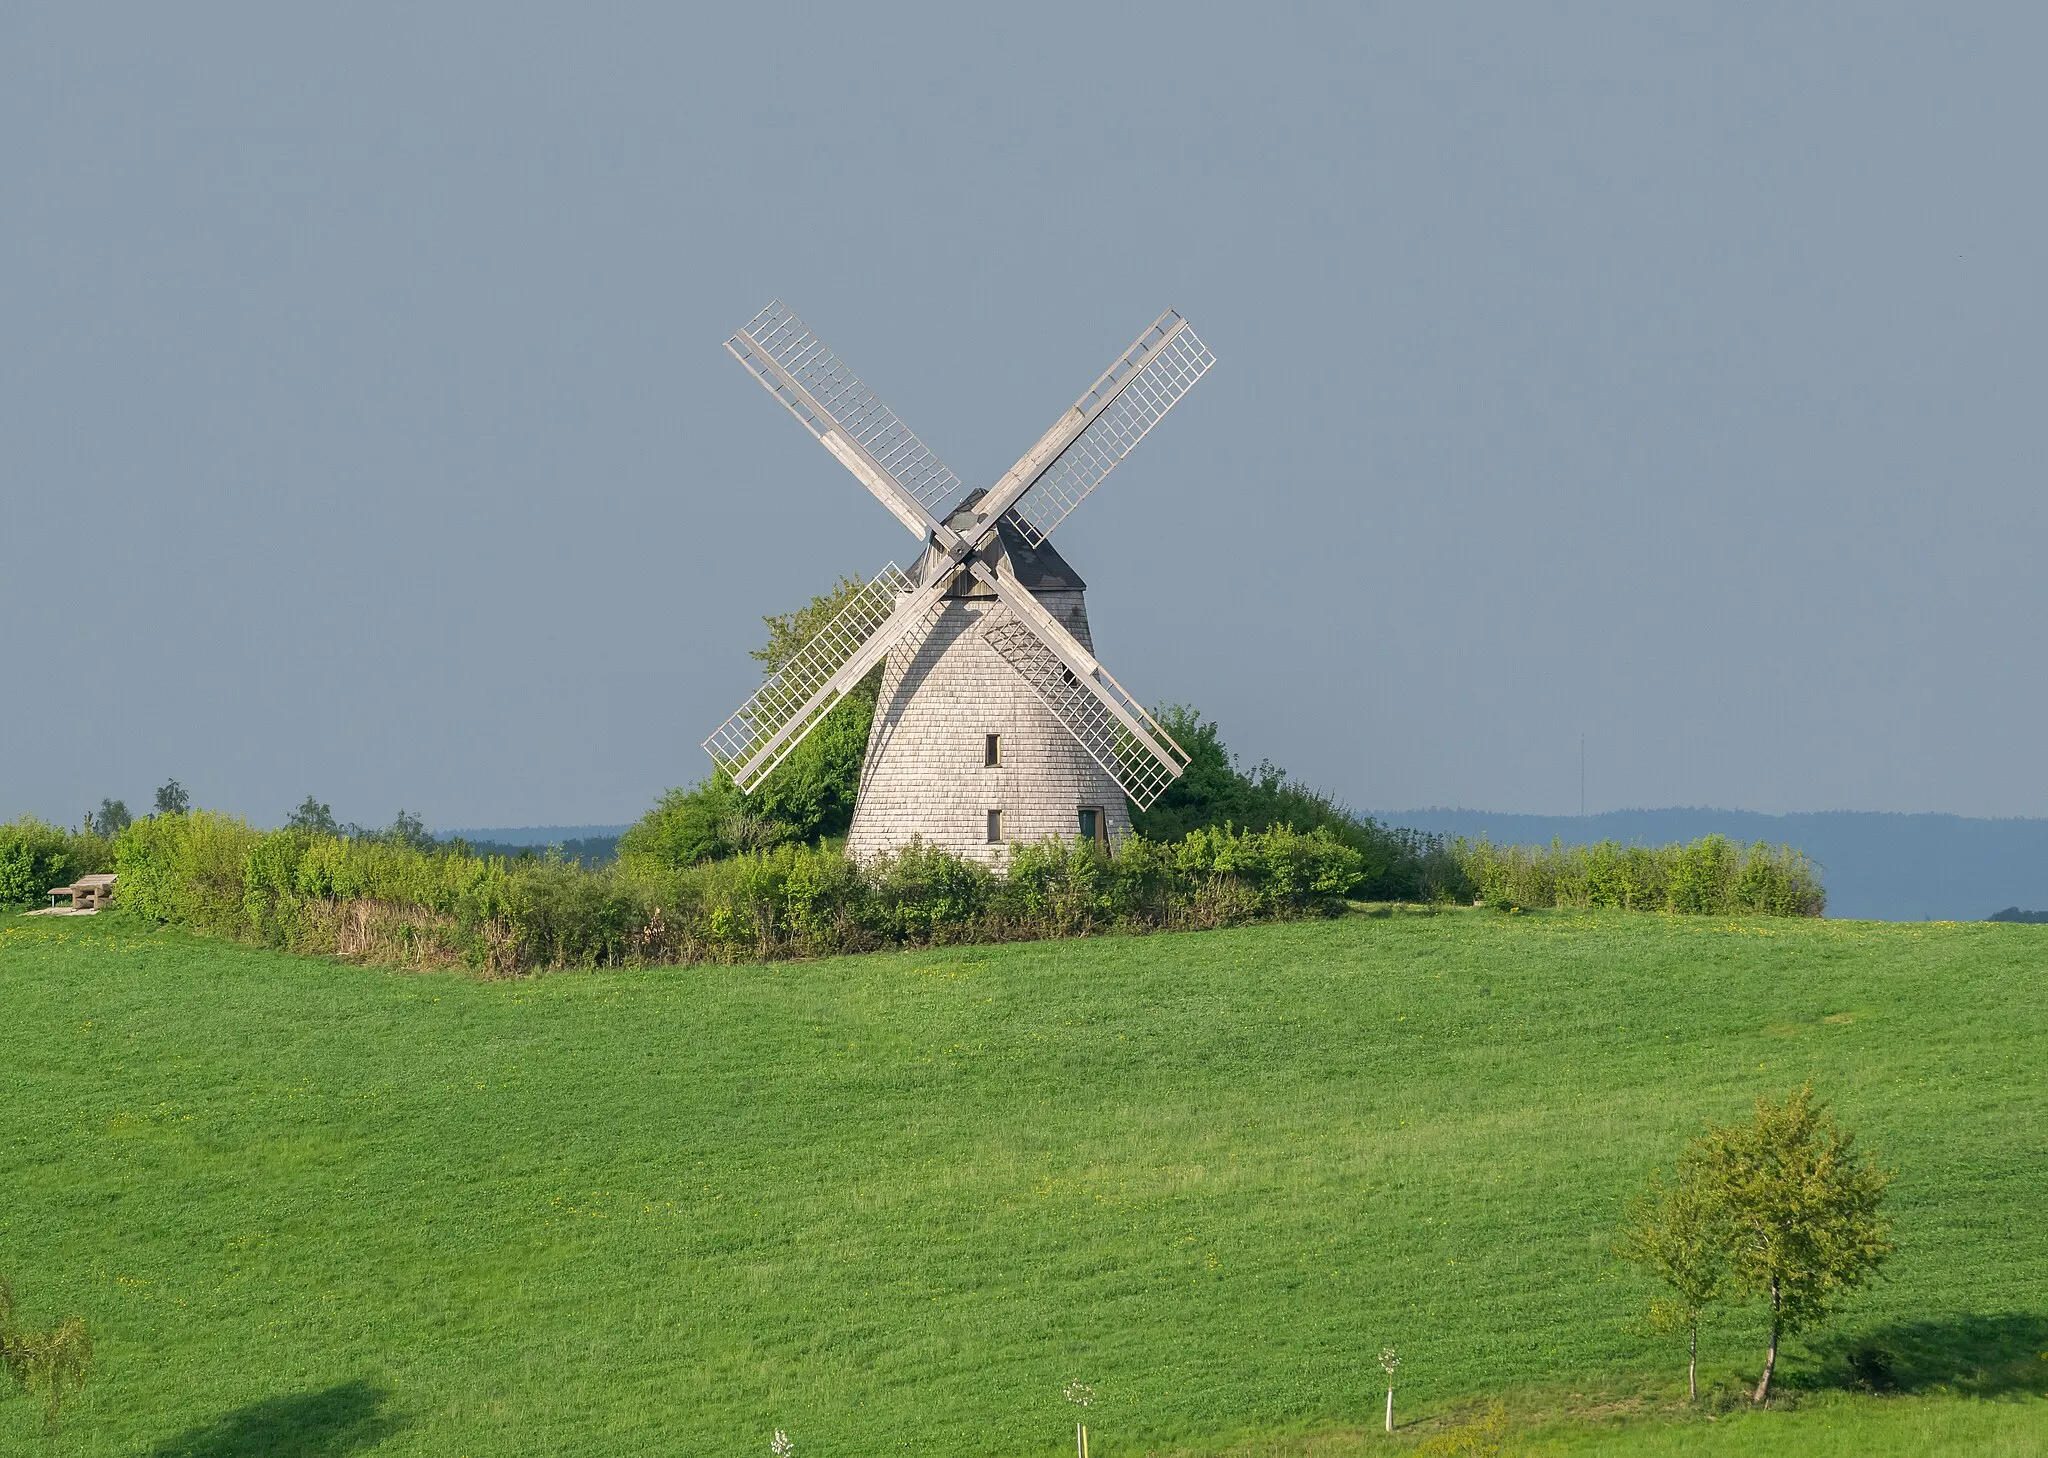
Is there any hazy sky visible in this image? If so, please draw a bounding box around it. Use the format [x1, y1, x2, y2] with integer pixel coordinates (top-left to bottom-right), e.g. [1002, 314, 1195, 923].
[5, 5, 2043, 829]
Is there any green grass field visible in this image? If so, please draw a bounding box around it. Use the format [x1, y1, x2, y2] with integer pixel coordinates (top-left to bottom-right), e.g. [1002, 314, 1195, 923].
[3, 907, 2045, 1456]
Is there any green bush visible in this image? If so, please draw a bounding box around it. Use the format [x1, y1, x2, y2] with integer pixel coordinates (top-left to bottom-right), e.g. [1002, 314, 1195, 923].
[1454, 835, 1823, 917]
[112, 811, 262, 931]
[1130, 707, 1469, 903]
[0, 818, 113, 906]
[618, 690, 878, 870]
[617, 780, 745, 868]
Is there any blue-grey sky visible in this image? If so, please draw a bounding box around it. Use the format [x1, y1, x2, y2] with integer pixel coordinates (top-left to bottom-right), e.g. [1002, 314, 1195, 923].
[4, 5, 2043, 829]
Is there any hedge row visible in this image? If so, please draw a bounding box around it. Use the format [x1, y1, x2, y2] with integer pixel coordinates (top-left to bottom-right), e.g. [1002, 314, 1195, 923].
[10, 812, 1826, 970]
[1457, 834, 1825, 917]
[107, 812, 1369, 974]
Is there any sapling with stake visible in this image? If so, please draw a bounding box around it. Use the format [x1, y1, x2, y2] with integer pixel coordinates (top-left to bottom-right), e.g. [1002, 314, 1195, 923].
[1064, 1380, 1095, 1458]
[1380, 1347, 1399, 1433]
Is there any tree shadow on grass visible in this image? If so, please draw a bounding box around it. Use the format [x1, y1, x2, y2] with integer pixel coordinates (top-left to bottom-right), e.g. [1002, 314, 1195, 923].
[1794, 1313, 2048, 1397]
[145, 1379, 405, 1458]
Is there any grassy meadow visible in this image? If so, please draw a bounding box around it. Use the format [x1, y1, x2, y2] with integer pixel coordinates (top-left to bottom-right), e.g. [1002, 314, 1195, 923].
[1, 907, 2044, 1455]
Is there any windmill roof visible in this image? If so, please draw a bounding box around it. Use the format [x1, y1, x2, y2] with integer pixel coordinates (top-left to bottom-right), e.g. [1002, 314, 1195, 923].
[944, 490, 1088, 595]
[990, 513, 1087, 593]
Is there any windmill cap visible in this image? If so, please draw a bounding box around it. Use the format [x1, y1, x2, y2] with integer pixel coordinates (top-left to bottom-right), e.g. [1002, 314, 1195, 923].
[941, 489, 1088, 596]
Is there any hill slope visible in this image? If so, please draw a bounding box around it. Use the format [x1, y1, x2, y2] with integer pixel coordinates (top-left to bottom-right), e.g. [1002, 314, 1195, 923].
[1, 911, 2043, 1455]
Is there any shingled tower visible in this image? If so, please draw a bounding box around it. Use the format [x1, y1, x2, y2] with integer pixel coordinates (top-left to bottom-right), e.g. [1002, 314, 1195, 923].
[845, 502, 1130, 863]
[702, 300, 1214, 861]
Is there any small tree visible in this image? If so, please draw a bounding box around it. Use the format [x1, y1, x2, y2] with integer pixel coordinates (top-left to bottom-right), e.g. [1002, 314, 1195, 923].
[286, 796, 339, 835]
[1379, 1347, 1399, 1432]
[153, 780, 190, 816]
[0, 1279, 94, 1455]
[383, 810, 437, 852]
[1692, 1085, 1893, 1404]
[1064, 1380, 1094, 1458]
[87, 800, 131, 839]
[1614, 1165, 1727, 1401]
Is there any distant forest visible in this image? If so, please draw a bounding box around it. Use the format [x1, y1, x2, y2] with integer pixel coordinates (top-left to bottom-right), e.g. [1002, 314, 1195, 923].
[1987, 906, 2048, 924]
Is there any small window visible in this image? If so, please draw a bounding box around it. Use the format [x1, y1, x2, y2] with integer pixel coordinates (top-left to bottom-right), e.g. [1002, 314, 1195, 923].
[1078, 806, 1106, 848]
[984, 732, 1002, 767]
[986, 809, 1004, 843]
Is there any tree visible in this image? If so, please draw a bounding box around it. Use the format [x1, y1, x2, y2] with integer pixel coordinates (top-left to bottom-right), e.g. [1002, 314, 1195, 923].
[744, 678, 876, 847]
[1124, 706, 1276, 842]
[751, 573, 879, 678]
[285, 797, 339, 835]
[1690, 1085, 1893, 1404]
[0, 1279, 94, 1455]
[746, 574, 885, 845]
[1614, 1165, 1727, 1401]
[382, 810, 436, 852]
[85, 800, 130, 839]
[153, 779, 190, 816]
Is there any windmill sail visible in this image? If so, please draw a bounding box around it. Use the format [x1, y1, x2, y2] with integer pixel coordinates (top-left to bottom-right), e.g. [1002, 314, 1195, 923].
[1004, 312, 1214, 547]
[979, 609, 1188, 809]
[703, 563, 921, 791]
[727, 301, 964, 528]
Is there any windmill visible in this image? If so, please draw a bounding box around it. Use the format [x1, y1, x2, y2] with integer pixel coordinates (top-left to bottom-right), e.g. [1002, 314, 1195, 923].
[703, 300, 1214, 863]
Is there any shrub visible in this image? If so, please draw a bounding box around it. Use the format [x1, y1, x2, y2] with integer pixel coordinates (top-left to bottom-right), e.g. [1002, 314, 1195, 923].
[0, 1277, 94, 1457]
[112, 811, 261, 932]
[618, 780, 746, 869]
[1730, 842, 1826, 917]
[110, 814, 188, 921]
[1667, 835, 1738, 915]
[1455, 836, 1823, 917]
[0, 818, 113, 906]
[868, 842, 995, 943]
[1415, 1403, 1508, 1457]
[508, 860, 642, 968]
[1130, 707, 1468, 903]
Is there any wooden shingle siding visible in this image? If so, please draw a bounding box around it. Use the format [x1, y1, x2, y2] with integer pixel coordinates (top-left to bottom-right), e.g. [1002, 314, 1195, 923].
[846, 591, 1132, 865]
